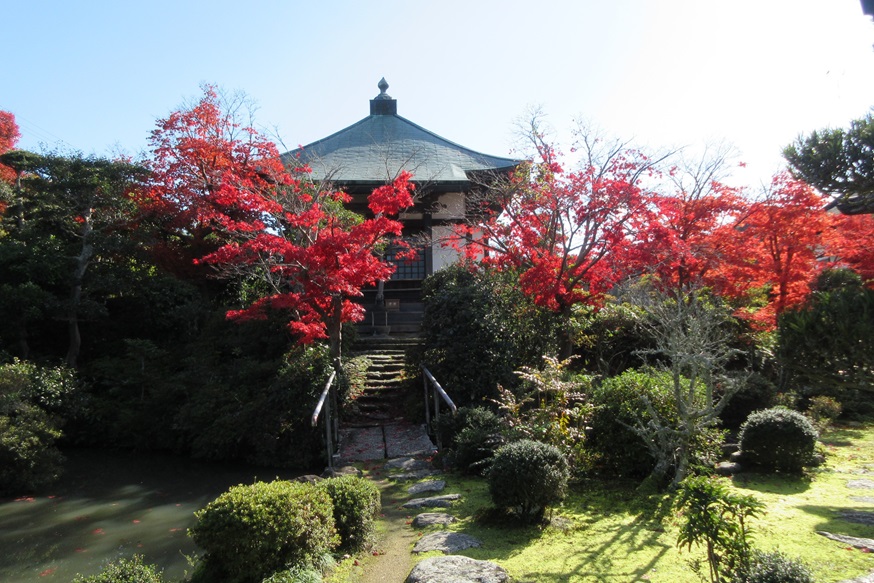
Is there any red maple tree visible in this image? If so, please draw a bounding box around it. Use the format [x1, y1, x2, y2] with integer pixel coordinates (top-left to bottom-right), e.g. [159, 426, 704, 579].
[0, 110, 21, 185]
[455, 130, 661, 355]
[145, 86, 415, 363]
[721, 172, 834, 328]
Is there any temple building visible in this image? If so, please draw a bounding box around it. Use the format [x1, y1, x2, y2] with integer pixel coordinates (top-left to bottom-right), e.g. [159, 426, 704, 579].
[283, 79, 520, 332]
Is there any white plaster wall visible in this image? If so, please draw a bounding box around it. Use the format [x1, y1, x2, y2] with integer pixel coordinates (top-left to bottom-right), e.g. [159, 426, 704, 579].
[431, 224, 462, 272]
[433, 192, 465, 220]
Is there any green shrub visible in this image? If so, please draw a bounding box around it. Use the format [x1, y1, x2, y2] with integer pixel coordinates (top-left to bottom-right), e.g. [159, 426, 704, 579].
[420, 265, 559, 405]
[806, 395, 841, 430]
[589, 369, 675, 478]
[739, 408, 818, 473]
[261, 566, 322, 583]
[730, 550, 814, 583]
[72, 555, 165, 583]
[0, 360, 74, 494]
[437, 406, 505, 474]
[317, 475, 380, 552]
[719, 373, 778, 430]
[190, 480, 338, 583]
[778, 269, 874, 415]
[488, 439, 569, 523]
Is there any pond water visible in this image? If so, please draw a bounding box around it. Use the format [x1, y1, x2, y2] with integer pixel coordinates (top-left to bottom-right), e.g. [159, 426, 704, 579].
[0, 448, 313, 582]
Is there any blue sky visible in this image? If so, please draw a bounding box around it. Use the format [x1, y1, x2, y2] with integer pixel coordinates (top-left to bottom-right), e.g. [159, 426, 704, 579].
[5, 0, 874, 188]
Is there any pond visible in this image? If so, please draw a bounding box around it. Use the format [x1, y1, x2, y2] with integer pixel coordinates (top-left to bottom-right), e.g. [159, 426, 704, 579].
[0, 448, 313, 582]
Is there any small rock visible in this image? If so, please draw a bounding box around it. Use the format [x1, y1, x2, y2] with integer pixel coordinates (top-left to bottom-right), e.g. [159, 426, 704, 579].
[402, 494, 461, 509]
[715, 461, 742, 476]
[385, 457, 431, 471]
[847, 479, 874, 490]
[412, 513, 456, 528]
[721, 443, 739, 456]
[412, 531, 483, 554]
[406, 555, 508, 583]
[322, 465, 362, 478]
[294, 475, 324, 484]
[729, 451, 743, 463]
[391, 470, 440, 481]
[408, 480, 446, 495]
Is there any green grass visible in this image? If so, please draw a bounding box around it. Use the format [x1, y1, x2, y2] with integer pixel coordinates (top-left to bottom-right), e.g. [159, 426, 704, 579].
[381, 423, 874, 582]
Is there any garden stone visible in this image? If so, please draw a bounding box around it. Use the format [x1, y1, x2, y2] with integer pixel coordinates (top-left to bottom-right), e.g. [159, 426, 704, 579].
[412, 513, 456, 528]
[715, 461, 742, 476]
[390, 470, 440, 481]
[413, 531, 483, 553]
[847, 479, 874, 489]
[850, 496, 874, 504]
[729, 451, 743, 463]
[408, 480, 446, 495]
[294, 474, 324, 484]
[322, 465, 362, 478]
[403, 494, 461, 509]
[817, 531, 874, 552]
[406, 556, 509, 583]
[838, 572, 874, 583]
[385, 457, 431, 471]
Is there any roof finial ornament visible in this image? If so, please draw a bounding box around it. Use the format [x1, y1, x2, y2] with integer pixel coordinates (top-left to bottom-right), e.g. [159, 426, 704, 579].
[375, 77, 391, 100]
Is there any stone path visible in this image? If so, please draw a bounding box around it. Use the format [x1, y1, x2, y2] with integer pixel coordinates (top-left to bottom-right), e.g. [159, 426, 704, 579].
[356, 453, 507, 583]
[825, 470, 874, 583]
[338, 423, 436, 463]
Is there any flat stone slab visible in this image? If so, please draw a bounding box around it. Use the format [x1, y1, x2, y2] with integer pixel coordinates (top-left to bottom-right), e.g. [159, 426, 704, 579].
[385, 424, 436, 459]
[391, 470, 441, 481]
[386, 457, 431, 471]
[406, 555, 508, 583]
[402, 494, 461, 509]
[413, 513, 456, 528]
[413, 531, 483, 554]
[847, 479, 874, 489]
[408, 480, 446, 495]
[817, 531, 874, 552]
[850, 496, 874, 504]
[338, 427, 385, 462]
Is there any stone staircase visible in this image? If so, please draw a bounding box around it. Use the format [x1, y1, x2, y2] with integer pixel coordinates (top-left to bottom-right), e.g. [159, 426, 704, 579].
[344, 335, 422, 428]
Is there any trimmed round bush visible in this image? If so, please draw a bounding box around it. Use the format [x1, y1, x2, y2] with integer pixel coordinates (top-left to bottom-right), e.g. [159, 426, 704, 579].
[72, 555, 164, 583]
[190, 480, 338, 583]
[317, 475, 380, 552]
[487, 439, 568, 523]
[739, 408, 818, 473]
[730, 550, 814, 583]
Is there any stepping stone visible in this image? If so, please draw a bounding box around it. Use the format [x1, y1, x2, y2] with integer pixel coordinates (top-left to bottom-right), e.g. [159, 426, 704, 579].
[413, 531, 483, 554]
[322, 465, 362, 478]
[406, 556, 508, 583]
[412, 513, 456, 528]
[838, 572, 874, 583]
[817, 531, 874, 552]
[408, 480, 446, 495]
[402, 494, 461, 509]
[385, 457, 431, 471]
[385, 424, 437, 458]
[847, 479, 874, 489]
[850, 496, 874, 504]
[391, 470, 440, 481]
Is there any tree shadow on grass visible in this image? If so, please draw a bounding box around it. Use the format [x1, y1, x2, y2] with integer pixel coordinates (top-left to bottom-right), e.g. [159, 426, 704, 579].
[455, 483, 675, 582]
[820, 425, 866, 448]
[795, 504, 874, 541]
[731, 471, 813, 495]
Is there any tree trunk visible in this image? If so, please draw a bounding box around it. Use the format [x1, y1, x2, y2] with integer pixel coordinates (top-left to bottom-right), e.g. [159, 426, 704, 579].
[66, 210, 93, 368]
